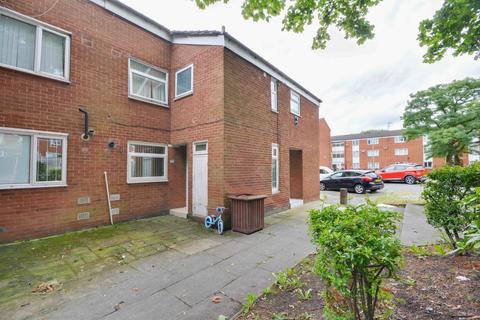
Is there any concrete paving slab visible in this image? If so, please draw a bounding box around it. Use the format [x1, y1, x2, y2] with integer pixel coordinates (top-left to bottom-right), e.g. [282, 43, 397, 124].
[221, 267, 274, 302]
[401, 204, 442, 246]
[103, 289, 190, 320]
[172, 238, 222, 255]
[163, 252, 223, 279]
[166, 264, 237, 306]
[215, 249, 268, 276]
[178, 293, 241, 320]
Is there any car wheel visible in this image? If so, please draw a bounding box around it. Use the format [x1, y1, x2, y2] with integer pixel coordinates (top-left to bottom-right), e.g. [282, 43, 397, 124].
[404, 175, 416, 185]
[354, 184, 366, 194]
[320, 182, 326, 191]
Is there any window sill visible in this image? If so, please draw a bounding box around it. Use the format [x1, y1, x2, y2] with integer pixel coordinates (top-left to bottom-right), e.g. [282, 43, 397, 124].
[271, 109, 279, 114]
[0, 183, 68, 190]
[0, 64, 70, 84]
[174, 91, 193, 101]
[127, 179, 168, 184]
[128, 94, 169, 108]
[290, 112, 301, 117]
[272, 190, 280, 195]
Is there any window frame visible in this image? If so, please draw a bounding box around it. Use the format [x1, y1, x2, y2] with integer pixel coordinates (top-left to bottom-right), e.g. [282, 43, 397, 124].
[0, 127, 68, 190]
[352, 140, 360, 146]
[394, 136, 406, 143]
[128, 57, 169, 107]
[290, 91, 301, 116]
[367, 138, 379, 145]
[0, 7, 71, 82]
[175, 64, 194, 99]
[367, 162, 380, 170]
[271, 78, 278, 112]
[367, 149, 379, 157]
[127, 141, 168, 184]
[272, 143, 279, 193]
[394, 148, 408, 156]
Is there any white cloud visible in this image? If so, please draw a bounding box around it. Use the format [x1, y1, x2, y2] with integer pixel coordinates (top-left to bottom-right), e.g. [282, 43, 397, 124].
[120, 0, 480, 135]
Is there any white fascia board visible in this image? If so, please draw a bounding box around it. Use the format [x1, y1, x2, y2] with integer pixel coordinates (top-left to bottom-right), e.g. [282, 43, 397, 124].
[172, 35, 225, 46]
[89, 0, 171, 41]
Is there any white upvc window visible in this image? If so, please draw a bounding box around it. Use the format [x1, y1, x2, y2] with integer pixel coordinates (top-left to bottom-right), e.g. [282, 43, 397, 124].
[367, 138, 379, 145]
[352, 140, 360, 146]
[367, 162, 380, 169]
[332, 152, 345, 159]
[127, 141, 168, 183]
[395, 148, 408, 156]
[272, 143, 279, 193]
[0, 7, 70, 82]
[394, 136, 406, 143]
[352, 163, 360, 169]
[367, 149, 379, 157]
[128, 58, 168, 106]
[352, 151, 360, 157]
[332, 141, 344, 148]
[0, 127, 68, 189]
[271, 78, 278, 112]
[290, 91, 300, 116]
[175, 64, 193, 99]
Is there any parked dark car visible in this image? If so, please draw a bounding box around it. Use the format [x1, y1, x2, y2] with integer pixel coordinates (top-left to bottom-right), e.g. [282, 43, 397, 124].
[320, 170, 384, 194]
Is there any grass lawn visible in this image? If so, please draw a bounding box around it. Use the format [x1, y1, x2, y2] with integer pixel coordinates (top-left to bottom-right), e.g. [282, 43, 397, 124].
[237, 247, 480, 320]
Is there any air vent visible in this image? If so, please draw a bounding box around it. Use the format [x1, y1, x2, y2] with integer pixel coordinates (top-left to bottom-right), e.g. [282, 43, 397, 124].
[111, 208, 120, 215]
[77, 196, 91, 205]
[77, 212, 90, 220]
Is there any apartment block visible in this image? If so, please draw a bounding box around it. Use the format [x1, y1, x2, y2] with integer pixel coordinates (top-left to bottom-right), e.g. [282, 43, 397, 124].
[331, 130, 479, 171]
[0, 0, 322, 242]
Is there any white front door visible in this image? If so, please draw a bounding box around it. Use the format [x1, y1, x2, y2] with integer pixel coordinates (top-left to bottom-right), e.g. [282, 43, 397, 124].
[192, 141, 208, 216]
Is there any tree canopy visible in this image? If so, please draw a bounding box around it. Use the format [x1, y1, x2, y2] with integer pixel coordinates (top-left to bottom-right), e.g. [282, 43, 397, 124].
[402, 77, 480, 165]
[194, 0, 480, 62]
[418, 0, 480, 63]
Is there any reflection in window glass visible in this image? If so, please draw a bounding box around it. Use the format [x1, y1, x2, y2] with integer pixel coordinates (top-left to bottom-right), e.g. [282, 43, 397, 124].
[36, 138, 63, 182]
[0, 133, 31, 184]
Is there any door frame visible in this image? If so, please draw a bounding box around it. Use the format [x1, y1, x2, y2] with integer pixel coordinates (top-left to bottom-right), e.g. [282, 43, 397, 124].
[192, 140, 208, 216]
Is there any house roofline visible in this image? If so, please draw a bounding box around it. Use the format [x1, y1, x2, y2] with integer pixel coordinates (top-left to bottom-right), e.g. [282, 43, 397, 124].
[331, 129, 404, 141]
[88, 0, 322, 107]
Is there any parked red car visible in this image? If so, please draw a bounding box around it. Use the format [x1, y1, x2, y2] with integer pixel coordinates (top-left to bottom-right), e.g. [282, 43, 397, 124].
[376, 163, 426, 184]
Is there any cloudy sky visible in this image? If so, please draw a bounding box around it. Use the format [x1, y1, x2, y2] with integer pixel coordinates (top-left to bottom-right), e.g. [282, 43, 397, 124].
[120, 0, 480, 135]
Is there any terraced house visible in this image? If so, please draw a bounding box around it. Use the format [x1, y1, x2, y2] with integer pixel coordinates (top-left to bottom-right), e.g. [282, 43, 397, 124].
[0, 0, 322, 242]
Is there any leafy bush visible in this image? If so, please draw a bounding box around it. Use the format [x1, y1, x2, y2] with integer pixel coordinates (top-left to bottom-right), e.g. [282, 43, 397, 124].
[422, 163, 480, 248]
[309, 203, 402, 320]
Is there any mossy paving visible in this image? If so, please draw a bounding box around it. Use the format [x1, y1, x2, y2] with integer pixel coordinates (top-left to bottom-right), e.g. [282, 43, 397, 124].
[0, 215, 215, 306]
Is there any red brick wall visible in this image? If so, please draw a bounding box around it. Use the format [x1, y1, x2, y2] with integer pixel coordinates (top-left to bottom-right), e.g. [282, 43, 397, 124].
[0, 0, 320, 241]
[169, 44, 225, 214]
[318, 118, 332, 168]
[0, 0, 180, 242]
[338, 136, 424, 170]
[223, 50, 320, 213]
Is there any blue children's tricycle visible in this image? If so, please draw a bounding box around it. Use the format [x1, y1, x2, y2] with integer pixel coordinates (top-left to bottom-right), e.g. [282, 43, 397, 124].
[204, 207, 226, 235]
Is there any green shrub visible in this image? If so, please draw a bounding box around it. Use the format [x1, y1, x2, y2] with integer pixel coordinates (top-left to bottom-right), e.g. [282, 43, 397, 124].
[422, 163, 480, 248]
[309, 203, 402, 320]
